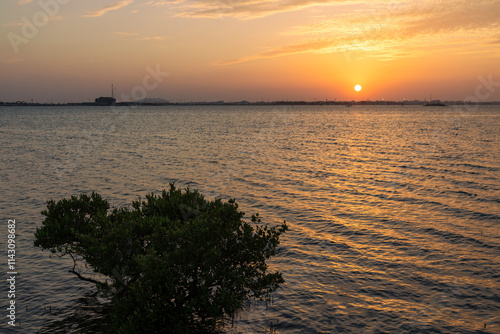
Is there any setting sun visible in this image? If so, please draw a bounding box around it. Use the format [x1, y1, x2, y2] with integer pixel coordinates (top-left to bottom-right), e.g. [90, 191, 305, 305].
[355, 84, 362, 92]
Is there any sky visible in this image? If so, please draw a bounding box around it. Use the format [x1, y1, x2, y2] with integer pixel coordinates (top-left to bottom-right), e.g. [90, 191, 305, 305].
[0, 0, 499, 103]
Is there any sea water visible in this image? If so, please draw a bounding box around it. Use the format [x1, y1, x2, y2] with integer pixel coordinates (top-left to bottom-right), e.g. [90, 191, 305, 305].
[0, 105, 499, 333]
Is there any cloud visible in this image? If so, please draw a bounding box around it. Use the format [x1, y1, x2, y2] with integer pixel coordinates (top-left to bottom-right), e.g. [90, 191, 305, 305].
[113, 32, 168, 41]
[125, 0, 182, 13]
[138, 36, 168, 41]
[83, 0, 135, 18]
[150, 0, 185, 6]
[113, 32, 140, 37]
[216, 39, 337, 65]
[18, 0, 33, 4]
[215, 0, 500, 64]
[387, 0, 500, 36]
[2, 22, 24, 27]
[175, 0, 358, 19]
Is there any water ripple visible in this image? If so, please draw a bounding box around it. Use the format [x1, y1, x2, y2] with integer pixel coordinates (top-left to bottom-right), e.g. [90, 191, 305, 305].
[0, 105, 499, 333]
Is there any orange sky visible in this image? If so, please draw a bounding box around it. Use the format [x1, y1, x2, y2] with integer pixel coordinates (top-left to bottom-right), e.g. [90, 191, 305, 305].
[1, 0, 499, 102]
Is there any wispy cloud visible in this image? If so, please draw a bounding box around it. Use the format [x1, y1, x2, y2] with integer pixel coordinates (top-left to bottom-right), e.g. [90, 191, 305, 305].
[173, 0, 367, 19]
[216, 39, 337, 65]
[113, 31, 140, 37]
[139, 36, 168, 41]
[129, 0, 184, 14]
[113, 32, 168, 41]
[83, 0, 135, 18]
[215, 0, 500, 64]
[2, 22, 24, 27]
[150, 0, 185, 6]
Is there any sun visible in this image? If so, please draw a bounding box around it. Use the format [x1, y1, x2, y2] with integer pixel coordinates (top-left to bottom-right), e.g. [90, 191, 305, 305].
[354, 84, 362, 92]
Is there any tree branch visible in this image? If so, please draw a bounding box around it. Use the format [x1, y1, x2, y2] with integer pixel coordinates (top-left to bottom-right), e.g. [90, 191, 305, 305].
[68, 251, 100, 284]
[68, 268, 100, 284]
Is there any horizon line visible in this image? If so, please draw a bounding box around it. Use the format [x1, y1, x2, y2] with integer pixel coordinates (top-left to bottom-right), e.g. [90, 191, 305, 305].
[2, 100, 500, 106]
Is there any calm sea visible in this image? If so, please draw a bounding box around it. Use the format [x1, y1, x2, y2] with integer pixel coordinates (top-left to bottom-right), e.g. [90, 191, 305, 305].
[1, 105, 499, 333]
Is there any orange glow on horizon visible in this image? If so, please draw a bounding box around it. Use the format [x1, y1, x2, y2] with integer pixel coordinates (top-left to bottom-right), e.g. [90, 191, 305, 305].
[0, 1, 499, 102]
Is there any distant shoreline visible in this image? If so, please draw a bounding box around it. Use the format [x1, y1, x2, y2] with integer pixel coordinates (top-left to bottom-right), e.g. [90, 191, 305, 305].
[2, 100, 500, 107]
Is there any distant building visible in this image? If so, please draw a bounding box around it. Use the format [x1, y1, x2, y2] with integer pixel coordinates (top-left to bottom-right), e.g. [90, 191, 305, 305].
[95, 97, 116, 106]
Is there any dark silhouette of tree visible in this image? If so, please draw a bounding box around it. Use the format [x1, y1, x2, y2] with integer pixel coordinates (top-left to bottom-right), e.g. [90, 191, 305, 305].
[34, 185, 287, 333]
